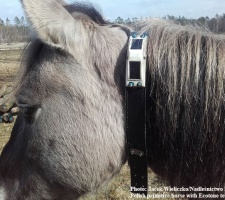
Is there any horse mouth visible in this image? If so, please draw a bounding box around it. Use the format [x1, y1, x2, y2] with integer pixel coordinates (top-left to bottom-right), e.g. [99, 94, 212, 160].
[18, 103, 41, 124]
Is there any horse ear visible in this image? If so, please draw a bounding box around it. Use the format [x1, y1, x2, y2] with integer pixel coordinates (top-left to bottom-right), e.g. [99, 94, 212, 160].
[21, 0, 82, 53]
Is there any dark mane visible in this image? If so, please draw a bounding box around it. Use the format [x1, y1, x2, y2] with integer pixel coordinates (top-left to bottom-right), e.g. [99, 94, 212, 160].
[64, 2, 108, 25]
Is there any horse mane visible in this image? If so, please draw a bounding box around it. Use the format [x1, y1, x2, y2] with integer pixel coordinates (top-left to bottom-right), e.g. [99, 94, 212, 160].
[136, 18, 225, 187]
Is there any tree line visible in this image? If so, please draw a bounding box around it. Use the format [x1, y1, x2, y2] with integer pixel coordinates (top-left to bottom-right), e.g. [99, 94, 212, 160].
[0, 17, 29, 43]
[165, 14, 225, 33]
[0, 13, 225, 43]
[115, 14, 225, 34]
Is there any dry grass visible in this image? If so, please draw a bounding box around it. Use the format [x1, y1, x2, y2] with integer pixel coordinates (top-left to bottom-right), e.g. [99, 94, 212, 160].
[0, 48, 23, 88]
[0, 122, 14, 154]
[80, 166, 175, 200]
[0, 44, 176, 200]
[0, 45, 22, 154]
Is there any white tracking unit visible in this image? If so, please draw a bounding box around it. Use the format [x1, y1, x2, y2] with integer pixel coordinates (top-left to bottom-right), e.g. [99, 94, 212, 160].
[126, 32, 148, 87]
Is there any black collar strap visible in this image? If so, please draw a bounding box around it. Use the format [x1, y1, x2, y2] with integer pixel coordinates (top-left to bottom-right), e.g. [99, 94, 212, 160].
[125, 32, 148, 196]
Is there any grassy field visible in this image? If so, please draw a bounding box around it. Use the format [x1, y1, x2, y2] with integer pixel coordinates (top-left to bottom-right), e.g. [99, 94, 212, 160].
[0, 45, 175, 200]
[0, 47, 22, 153]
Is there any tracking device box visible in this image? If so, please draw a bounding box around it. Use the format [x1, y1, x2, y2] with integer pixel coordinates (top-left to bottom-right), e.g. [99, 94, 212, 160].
[126, 32, 148, 87]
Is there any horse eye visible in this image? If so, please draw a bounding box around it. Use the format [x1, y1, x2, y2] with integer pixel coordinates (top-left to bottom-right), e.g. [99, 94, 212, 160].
[18, 103, 41, 124]
[20, 106, 37, 116]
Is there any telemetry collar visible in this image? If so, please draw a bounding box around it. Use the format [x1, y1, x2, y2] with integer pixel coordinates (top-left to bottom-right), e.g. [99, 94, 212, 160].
[125, 32, 148, 196]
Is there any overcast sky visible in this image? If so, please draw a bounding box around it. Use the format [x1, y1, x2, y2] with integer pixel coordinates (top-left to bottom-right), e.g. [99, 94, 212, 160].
[0, 0, 225, 23]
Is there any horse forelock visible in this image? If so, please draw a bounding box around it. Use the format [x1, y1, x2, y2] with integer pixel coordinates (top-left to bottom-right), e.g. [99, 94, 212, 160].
[64, 2, 108, 26]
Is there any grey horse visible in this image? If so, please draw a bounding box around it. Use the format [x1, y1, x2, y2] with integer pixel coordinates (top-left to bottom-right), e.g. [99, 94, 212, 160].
[1, 0, 225, 199]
